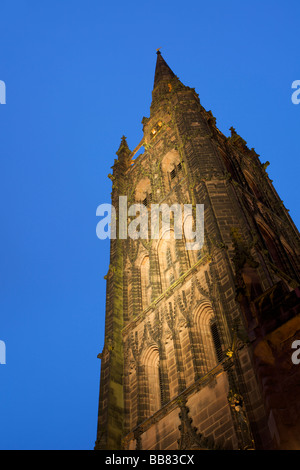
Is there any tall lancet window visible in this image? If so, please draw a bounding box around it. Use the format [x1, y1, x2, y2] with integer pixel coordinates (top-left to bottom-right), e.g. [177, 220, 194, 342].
[142, 347, 161, 417]
[195, 304, 222, 374]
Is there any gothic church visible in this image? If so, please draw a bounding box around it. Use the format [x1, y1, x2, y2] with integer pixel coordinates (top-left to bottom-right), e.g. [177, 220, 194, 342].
[95, 51, 300, 450]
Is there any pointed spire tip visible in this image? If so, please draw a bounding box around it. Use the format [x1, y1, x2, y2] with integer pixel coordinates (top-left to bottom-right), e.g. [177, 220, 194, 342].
[153, 50, 176, 89]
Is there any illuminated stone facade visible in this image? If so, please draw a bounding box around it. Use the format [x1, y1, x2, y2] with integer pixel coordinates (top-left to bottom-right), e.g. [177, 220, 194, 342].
[95, 52, 300, 450]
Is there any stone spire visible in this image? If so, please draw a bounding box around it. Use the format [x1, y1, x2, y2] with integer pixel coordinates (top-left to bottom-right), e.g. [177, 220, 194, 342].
[153, 50, 176, 89]
[151, 50, 184, 114]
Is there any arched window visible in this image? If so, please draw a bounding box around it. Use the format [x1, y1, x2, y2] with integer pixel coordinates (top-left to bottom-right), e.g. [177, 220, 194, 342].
[141, 347, 161, 417]
[194, 303, 222, 373]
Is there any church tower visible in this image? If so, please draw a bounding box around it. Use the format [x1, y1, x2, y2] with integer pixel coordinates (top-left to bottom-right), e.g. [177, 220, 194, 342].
[95, 51, 300, 450]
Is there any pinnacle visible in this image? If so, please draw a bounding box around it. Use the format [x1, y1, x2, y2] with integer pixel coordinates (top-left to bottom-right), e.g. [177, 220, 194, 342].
[116, 135, 132, 168]
[117, 135, 129, 154]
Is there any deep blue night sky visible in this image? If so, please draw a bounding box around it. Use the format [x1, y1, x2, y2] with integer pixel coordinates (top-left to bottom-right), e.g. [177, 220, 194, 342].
[0, 0, 299, 449]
